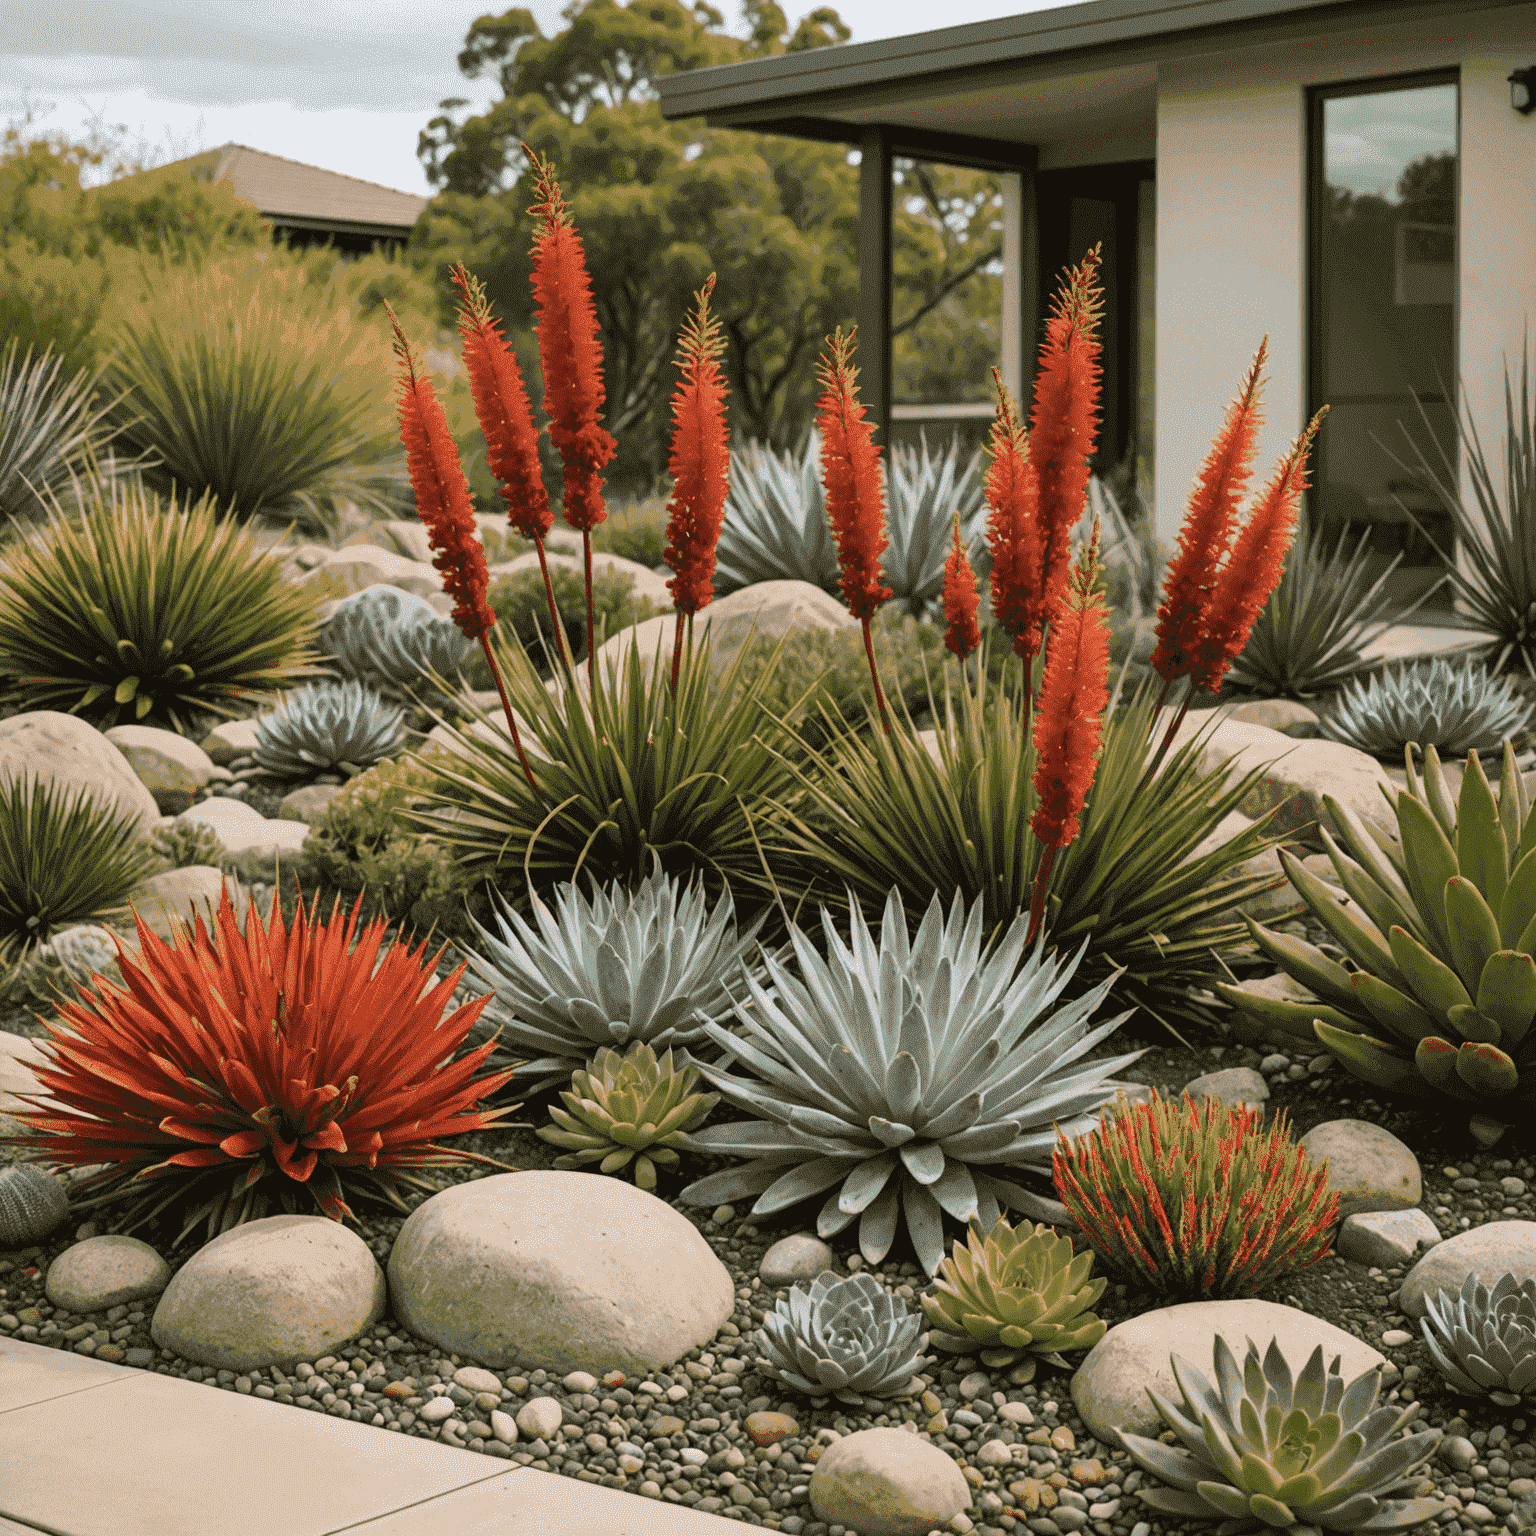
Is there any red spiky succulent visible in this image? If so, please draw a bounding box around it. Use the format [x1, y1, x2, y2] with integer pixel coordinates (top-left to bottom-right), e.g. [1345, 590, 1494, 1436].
[5, 884, 526, 1250]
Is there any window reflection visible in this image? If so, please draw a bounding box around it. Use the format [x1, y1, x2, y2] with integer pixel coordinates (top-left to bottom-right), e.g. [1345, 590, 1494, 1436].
[1309, 76, 1458, 605]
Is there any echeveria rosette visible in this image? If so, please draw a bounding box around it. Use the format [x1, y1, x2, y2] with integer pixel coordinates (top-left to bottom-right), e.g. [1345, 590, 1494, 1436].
[1115, 1336, 1444, 1534]
[1421, 1271, 1536, 1407]
[676, 886, 1143, 1278]
[920, 1214, 1106, 1370]
[1219, 739, 1536, 1145]
[252, 678, 406, 778]
[755, 1270, 930, 1410]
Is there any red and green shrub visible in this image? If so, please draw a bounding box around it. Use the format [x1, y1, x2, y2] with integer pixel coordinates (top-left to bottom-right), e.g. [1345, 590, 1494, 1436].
[1051, 1088, 1338, 1299]
[5, 883, 526, 1249]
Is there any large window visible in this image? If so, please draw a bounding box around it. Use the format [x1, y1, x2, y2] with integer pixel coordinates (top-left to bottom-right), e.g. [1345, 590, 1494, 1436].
[1307, 72, 1459, 606]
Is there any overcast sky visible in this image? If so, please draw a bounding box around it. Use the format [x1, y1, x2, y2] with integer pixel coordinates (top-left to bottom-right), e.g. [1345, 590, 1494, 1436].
[3, 0, 1057, 197]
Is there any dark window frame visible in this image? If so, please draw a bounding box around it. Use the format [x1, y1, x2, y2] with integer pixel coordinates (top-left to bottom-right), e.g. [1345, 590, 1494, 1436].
[1304, 66, 1461, 572]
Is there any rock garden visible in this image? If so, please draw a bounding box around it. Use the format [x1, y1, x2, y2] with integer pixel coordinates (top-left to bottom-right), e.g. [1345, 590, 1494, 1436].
[4, 181, 1536, 1536]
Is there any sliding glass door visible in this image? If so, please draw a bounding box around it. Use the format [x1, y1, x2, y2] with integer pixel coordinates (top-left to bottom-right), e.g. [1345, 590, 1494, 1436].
[1307, 71, 1459, 607]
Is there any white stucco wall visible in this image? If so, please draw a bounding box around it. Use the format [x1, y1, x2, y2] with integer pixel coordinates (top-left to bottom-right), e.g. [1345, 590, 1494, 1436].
[1153, 5, 1536, 556]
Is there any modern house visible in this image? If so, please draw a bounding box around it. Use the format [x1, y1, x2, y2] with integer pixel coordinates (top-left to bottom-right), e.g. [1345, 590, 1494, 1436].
[657, 0, 1536, 599]
[125, 144, 430, 259]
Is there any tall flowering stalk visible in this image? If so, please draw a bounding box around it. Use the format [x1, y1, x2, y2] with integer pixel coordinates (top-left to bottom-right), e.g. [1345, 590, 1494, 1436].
[1145, 335, 1329, 779]
[1051, 1089, 1338, 1300]
[524, 142, 617, 693]
[385, 305, 541, 797]
[662, 273, 731, 695]
[450, 261, 569, 671]
[941, 510, 981, 664]
[982, 366, 1045, 671]
[1027, 517, 1111, 945]
[1028, 243, 1105, 639]
[816, 326, 894, 734]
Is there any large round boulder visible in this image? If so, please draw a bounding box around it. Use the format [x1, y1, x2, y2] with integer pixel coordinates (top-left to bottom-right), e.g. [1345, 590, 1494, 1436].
[1072, 1299, 1387, 1442]
[387, 1170, 735, 1373]
[0, 711, 160, 840]
[151, 1214, 386, 1371]
[809, 1427, 972, 1536]
[1399, 1221, 1536, 1319]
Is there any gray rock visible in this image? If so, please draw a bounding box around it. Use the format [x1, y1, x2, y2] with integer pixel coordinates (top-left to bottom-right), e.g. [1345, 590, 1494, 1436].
[150, 1214, 387, 1370]
[1180, 1066, 1269, 1111]
[198, 716, 263, 767]
[486, 548, 675, 614]
[276, 784, 347, 825]
[760, 1233, 839, 1290]
[1336, 1208, 1444, 1267]
[809, 1426, 972, 1536]
[1224, 699, 1322, 738]
[1072, 1300, 1386, 1442]
[387, 1170, 735, 1374]
[516, 1395, 564, 1440]
[0, 710, 160, 842]
[46, 1235, 172, 1312]
[289, 545, 444, 601]
[115, 867, 251, 946]
[1297, 1120, 1421, 1223]
[1399, 1221, 1536, 1319]
[104, 724, 224, 815]
[1223, 970, 1331, 1049]
[176, 799, 309, 880]
[452, 1365, 503, 1395]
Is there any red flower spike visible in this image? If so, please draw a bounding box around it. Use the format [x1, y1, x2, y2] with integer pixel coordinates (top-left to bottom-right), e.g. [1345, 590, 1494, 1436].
[3, 883, 526, 1250]
[662, 273, 731, 692]
[1151, 339, 1270, 689]
[816, 326, 894, 733]
[1192, 404, 1331, 693]
[981, 366, 1044, 666]
[1028, 244, 1105, 632]
[942, 510, 981, 662]
[1051, 1089, 1338, 1300]
[1026, 518, 1112, 944]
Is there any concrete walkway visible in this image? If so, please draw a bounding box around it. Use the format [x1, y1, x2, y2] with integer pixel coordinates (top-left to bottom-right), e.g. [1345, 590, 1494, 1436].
[0, 1337, 745, 1536]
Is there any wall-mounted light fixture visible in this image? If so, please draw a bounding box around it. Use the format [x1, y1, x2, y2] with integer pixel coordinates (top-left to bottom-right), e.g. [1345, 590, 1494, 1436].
[1511, 67, 1536, 115]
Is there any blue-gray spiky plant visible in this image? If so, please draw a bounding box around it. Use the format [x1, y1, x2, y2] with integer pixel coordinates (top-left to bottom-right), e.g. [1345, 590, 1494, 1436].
[1421, 1271, 1536, 1407]
[677, 887, 1143, 1277]
[317, 583, 471, 700]
[457, 864, 772, 1098]
[755, 1270, 930, 1409]
[1317, 655, 1534, 759]
[252, 679, 406, 778]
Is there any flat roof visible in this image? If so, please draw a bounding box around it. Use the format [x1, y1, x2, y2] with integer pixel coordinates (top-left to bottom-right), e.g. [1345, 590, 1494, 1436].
[657, 0, 1526, 155]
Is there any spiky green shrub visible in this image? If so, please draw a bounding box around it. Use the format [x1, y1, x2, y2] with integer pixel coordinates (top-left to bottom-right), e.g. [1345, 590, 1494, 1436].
[677, 887, 1143, 1277]
[0, 460, 329, 731]
[1317, 656, 1534, 758]
[1052, 1088, 1339, 1299]
[94, 252, 410, 539]
[536, 1040, 720, 1191]
[1115, 1336, 1444, 1532]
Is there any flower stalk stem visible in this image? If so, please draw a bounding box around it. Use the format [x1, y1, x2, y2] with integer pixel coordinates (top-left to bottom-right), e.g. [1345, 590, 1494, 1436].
[861, 615, 893, 736]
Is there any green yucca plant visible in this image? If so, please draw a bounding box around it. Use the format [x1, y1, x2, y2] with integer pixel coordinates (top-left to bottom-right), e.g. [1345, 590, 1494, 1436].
[94, 252, 410, 538]
[0, 772, 163, 981]
[769, 655, 1292, 1036]
[1051, 1088, 1339, 1300]
[0, 450, 331, 731]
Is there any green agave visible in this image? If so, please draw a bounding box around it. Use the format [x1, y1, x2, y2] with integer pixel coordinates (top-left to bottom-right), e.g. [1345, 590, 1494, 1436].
[536, 1040, 720, 1191]
[1221, 740, 1536, 1142]
[677, 886, 1143, 1278]
[1421, 1271, 1536, 1408]
[1115, 1335, 1444, 1534]
[1317, 657, 1533, 759]
[253, 679, 407, 778]
[920, 1214, 1106, 1369]
[459, 864, 770, 1098]
[754, 1270, 930, 1409]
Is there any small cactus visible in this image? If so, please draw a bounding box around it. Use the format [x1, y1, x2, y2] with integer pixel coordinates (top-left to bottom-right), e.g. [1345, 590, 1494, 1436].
[0, 1162, 70, 1246]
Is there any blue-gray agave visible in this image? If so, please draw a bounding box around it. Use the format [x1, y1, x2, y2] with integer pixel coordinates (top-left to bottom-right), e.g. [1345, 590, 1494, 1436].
[458, 865, 771, 1098]
[253, 679, 406, 777]
[713, 427, 987, 617]
[676, 888, 1143, 1277]
[1317, 655, 1534, 759]
[1115, 1335, 1444, 1533]
[318, 583, 472, 699]
[1421, 1271, 1536, 1407]
[755, 1270, 930, 1409]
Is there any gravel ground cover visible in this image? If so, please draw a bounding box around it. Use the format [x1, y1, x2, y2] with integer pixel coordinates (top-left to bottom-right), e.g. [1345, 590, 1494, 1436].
[7, 964, 1536, 1536]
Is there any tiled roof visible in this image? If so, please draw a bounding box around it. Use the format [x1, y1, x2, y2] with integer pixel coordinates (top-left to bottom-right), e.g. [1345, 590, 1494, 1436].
[140, 143, 430, 234]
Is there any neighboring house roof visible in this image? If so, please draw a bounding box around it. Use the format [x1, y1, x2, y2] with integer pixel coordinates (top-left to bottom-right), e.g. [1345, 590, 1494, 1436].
[143, 143, 431, 243]
[656, 0, 1527, 154]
